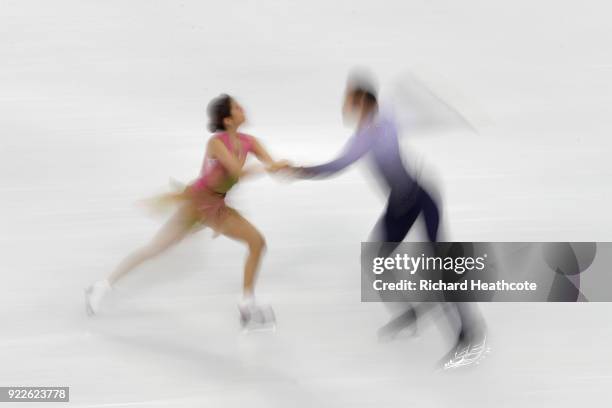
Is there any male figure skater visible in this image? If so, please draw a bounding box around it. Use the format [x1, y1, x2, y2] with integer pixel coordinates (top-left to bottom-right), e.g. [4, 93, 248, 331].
[289, 72, 487, 368]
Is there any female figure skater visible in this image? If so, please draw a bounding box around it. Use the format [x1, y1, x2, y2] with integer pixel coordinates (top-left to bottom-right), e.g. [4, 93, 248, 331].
[85, 94, 289, 329]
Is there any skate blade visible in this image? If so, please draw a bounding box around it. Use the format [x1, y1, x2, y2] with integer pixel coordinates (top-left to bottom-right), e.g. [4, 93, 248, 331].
[241, 322, 277, 334]
[443, 342, 491, 370]
[84, 288, 96, 316]
[378, 325, 418, 343]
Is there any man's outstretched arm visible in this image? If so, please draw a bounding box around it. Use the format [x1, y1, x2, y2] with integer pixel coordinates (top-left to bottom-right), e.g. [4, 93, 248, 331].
[297, 125, 377, 178]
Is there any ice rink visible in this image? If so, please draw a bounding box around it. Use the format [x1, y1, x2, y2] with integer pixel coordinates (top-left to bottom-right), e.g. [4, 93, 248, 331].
[2, 1, 612, 406]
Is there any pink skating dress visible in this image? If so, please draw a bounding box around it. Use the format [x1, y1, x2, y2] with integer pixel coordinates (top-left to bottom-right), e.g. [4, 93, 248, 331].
[184, 132, 255, 224]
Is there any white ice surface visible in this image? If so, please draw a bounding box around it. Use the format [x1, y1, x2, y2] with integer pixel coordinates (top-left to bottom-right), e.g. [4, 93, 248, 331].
[1, 1, 612, 407]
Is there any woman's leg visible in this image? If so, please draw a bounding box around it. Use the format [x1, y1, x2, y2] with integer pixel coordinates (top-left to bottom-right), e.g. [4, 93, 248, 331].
[86, 205, 197, 315]
[107, 204, 196, 285]
[213, 208, 266, 296]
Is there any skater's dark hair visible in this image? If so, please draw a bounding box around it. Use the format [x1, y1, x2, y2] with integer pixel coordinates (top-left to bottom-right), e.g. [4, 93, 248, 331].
[207, 94, 233, 133]
[347, 70, 378, 108]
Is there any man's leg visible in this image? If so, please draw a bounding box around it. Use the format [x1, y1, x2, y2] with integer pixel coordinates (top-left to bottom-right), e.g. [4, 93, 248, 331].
[419, 187, 441, 243]
[376, 188, 434, 339]
[375, 191, 421, 257]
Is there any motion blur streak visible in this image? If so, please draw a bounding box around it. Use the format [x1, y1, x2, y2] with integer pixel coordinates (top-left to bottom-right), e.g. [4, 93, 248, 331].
[1, 0, 612, 407]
